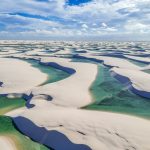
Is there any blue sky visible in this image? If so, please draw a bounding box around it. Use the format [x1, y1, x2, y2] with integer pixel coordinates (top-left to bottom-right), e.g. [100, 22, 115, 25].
[0, 0, 150, 40]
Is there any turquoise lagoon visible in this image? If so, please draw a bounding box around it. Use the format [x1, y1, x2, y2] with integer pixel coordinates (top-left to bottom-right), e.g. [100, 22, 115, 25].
[25, 59, 70, 85]
[87, 64, 150, 119]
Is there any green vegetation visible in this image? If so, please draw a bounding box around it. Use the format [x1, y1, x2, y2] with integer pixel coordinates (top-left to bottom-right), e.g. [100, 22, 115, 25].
[0, 96, 25, 115]
[0, 116, 49, 150]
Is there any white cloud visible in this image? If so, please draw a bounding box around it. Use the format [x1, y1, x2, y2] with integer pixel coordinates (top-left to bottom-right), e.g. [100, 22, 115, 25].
[124, 20, 150, 33]
[101, 22, 107, 27]
[0, 0, 150, 39]
[92, 23, 97, 26]
[81, 24, 88, 29]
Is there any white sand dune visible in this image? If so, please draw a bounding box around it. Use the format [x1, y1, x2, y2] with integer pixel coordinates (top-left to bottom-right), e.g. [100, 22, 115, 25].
[5, 56, 150, 150]
[0, 136, 17, 150]
[1, 42, 150, 150]
[77, 53, 150, 97]
[141, 64, 150, 70]
[0, 49, 18, 55]
[0, 58, 47, 94]
[29, 57, 97, 108]
[111, 67, 150, 98]
[78, 53, 140, 69]
[13, 97, 150, 150]
[125, 55, 150, 63]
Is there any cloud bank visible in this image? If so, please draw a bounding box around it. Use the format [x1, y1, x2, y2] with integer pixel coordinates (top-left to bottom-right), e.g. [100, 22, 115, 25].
[0, 0, 150, 40]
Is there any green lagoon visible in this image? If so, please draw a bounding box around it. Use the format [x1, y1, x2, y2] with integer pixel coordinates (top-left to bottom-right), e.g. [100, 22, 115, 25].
[72, 58, 150, 119]
[87, 64, 150, 119]
[26, 59, 70, 85]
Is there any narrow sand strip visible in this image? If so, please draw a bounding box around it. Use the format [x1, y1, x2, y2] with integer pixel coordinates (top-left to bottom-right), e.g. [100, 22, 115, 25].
[111, 67, 150, 96]
[124, 55, 150, 63]
[78, 53, 141, 69]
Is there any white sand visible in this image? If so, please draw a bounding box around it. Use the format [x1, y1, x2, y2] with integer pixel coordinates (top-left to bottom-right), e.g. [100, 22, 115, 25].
[29, 57, 97, 107]
[79, 53, 141, 69]
[0, 136, 17, 150]
[6, 56, 150, 150]
[15, 98, 150, 150]
[78, 53, 150, 94]
[141, 64, 150, 71]
[0, 58, 47, 94]
[0, 43, 150, 150]
[111, 67, 150, 92]
[125, 55, 150, 63]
